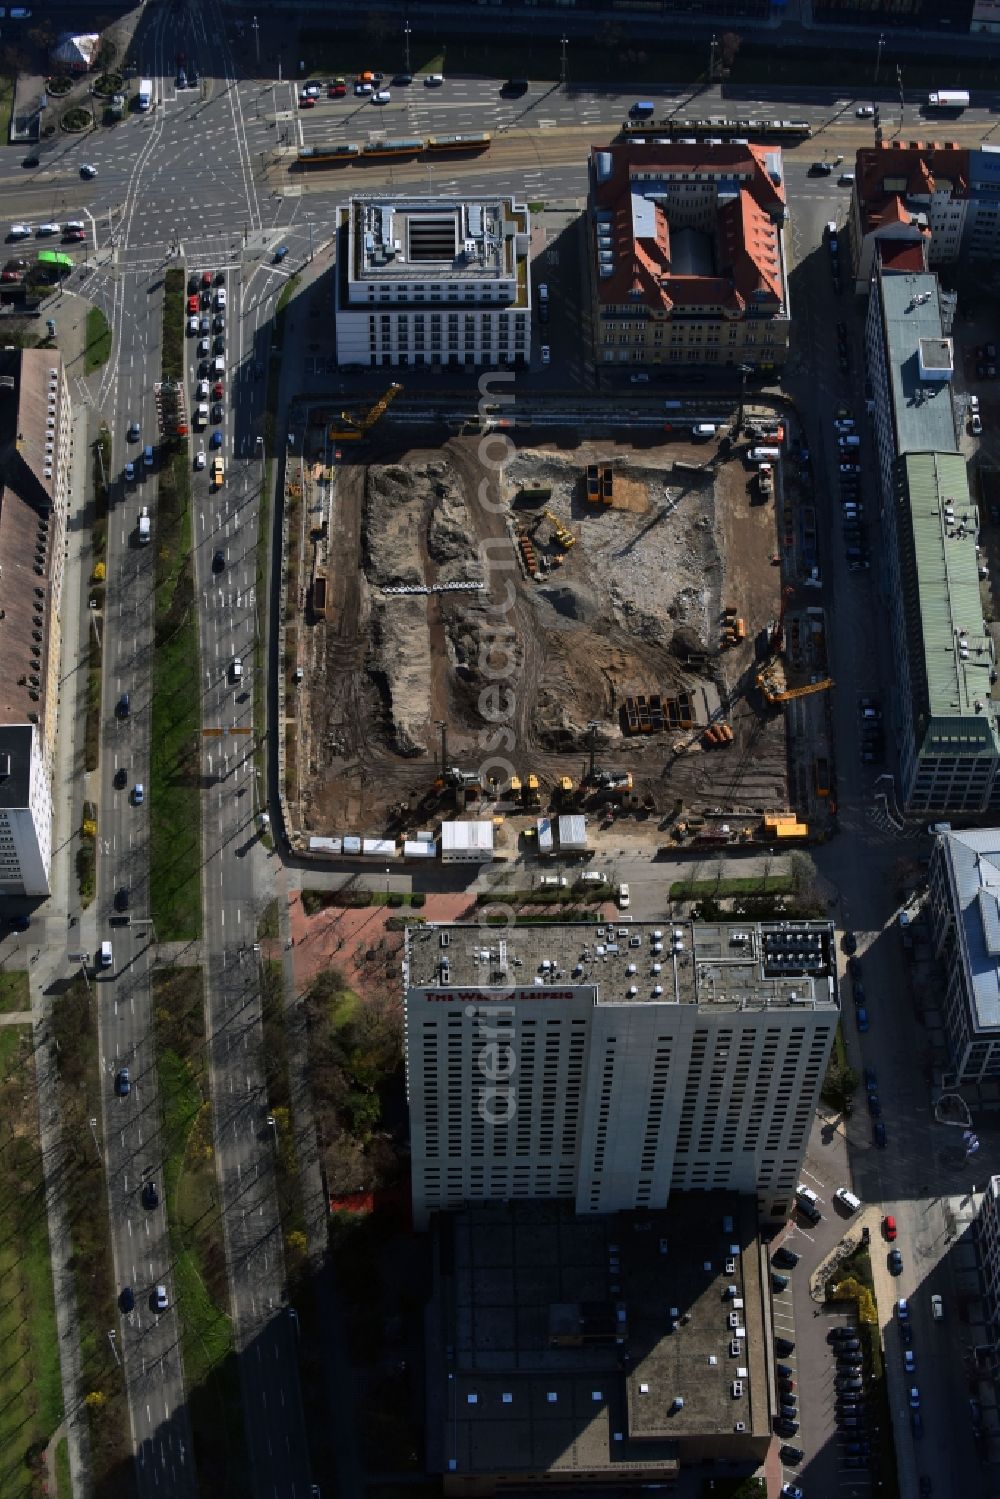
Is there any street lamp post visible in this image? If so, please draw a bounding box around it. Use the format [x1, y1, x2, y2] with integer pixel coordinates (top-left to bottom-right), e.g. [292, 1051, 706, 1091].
[253, 14, 260, 67]
[897, 65, 905, 131]
[403, 21, 411, 73]
[709, 34, 718, 84]
[874, 32, 885, 87]
[560, 35, 568, 86]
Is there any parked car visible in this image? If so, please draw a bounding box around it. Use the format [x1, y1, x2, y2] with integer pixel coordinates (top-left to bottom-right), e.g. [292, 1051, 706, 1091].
[889, 1248, 904, 1275]
[883, 1214, 897, 1240]
[773, 1246, 800, 1269]
[874, 1120, 887, 1148]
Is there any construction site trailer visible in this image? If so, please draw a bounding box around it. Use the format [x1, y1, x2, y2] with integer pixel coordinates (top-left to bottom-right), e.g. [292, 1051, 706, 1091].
[441, 820, 495, 863]
[415, 829, 435, 843]
[363, 838, 398, 858]
[404, 839, 438, 859]
[558, 814, 588, 850]
[343, 835, 362, 856]
[537, 817, 554, 855]
[308, 836, 343, 855]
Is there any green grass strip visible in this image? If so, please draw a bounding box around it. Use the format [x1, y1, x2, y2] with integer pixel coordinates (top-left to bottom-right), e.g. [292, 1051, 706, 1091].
[152, 968, 249, 1492]
[0, 1026, 64, 1497]
[0, 969, 28, 1013]
[54, 1437, 71, 1499]
[84, 306, 111, 374]
[669, 874, 794, 900]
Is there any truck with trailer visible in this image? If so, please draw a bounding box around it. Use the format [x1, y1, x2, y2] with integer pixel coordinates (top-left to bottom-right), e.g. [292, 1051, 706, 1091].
[927, 90, 969, 111]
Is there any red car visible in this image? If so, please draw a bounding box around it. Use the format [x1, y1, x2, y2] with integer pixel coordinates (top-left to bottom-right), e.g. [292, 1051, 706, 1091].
[298, 95, 315, 108]
[883, 1215, 897, 1241]
[1, 269, 21, 282]
[212, 380, 224, 399]
[201, 270, 213, 287]
[187, 293, 200, 313]
[64, 229, 86, 242]
[329, 83, 347, 98]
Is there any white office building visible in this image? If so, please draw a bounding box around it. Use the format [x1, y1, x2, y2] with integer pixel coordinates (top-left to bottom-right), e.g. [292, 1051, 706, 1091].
[334, 195, 532, 368]
[404, 919, 839, 1230]
[928, 827, 1000, 1091]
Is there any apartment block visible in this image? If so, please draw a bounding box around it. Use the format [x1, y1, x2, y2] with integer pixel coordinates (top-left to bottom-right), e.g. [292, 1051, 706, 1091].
[334, 195, 531, 368]
[0, 349, 73, 896]
[588, 141, 790, 371]
[404, 920, 838, 1231]
[850, 142, 969, 294]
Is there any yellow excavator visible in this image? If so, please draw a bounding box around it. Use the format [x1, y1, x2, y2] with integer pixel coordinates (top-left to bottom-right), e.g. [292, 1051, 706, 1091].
[329, 382, 403, 442]
[544, 509, 577, 550]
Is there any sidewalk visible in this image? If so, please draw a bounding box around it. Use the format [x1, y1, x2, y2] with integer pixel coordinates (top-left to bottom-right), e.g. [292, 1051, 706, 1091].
[30, 389, 95, 1498]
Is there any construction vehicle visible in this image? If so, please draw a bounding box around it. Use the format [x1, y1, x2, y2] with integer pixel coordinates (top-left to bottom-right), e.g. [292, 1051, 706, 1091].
[544, 509, 577, 550]
[814, 756, 831, 797]
[328, 382, 403, 442]
[722, 616, 747, 648]
[602, 467, 613, 504]
[524, 773, 541, 806]
[757, 662, 834, 705]
[757, 463, 774, 500]
[509, 774, 521, 797]
[586, 465, 600, 503]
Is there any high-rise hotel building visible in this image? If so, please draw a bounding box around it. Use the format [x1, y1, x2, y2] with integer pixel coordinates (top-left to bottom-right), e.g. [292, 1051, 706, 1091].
[403, 919, 838, 1230]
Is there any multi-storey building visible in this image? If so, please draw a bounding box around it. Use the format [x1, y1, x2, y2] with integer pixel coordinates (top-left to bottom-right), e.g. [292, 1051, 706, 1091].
[404, 919, 838, 1231]
[587, 141, 790, 371]
[865, 269, 1000, 813]
[928, 827, 1000, 1088]
[334, 195, 531, 368]
[976, 1178, 1000, 1346]
[850, 142, 969, 295]
[0, 349, 73, 896]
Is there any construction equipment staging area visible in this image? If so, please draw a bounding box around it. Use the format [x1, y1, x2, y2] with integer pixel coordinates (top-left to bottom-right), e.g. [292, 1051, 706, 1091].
[279, 412, 838, 854]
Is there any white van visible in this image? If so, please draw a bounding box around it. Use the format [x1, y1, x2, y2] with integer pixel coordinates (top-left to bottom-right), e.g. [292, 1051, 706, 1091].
[749, 446, 782, 463]
[539, 875, 567, 888]
[98, 940, 113, 969]
[834, 1187, 862, 1213]
[692, 423, 717, 438]
[581, 870, 607, 886]
[839, 434, 861, 449]
[137, 507, 151, 544]
[795, 1183, 820, 1208]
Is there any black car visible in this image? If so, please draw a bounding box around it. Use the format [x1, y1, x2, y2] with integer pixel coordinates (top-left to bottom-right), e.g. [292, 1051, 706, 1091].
[874, 1120, 887, 1148]
[114, 887, 129, 913]
[868, 1093, 882, 1116]
[775, 1337, 795, 1357]
[773, 1246, 800, 1269]
[810, 161, 833, 176]
[843, 931, 858, 954]
[189, 273, 200, 293]
[117, 693, 130, 718]
[780, 1444, 805, 1465]
[114, 767, 128, 789]
[214, 335, 225, 354]
[212, 549, 225, 572]
[22, 154, 39, 168]
[838, 1353, 864, 1367]
[829, 1326, 859, 1343]
[142, 1179, 159, 1209]
[119, 1286, 135, 1312]
[500, 77, 529, 96]
[775, 1418, 799, 1437]
[776, 1363, 795, 1379]
[213, 313, 226, 333]
[888, 1249, 904, 1275]
[199, 315, 210, 334]
[392, 72, 413, 85]
[215, 271, 225, 286]
[211, 402, 224, 423]
[772, 1272, 790, 1292]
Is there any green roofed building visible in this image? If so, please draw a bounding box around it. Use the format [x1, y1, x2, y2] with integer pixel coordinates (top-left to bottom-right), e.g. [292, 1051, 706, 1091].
[866, 267, 1000, 813]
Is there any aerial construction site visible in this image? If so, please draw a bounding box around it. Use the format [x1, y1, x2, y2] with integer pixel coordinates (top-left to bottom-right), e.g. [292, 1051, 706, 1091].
[280, 402, 833, 849]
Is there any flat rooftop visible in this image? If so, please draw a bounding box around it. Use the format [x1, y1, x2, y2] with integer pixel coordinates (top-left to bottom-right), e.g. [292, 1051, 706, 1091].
[428, 1197, 769, 1479]
[940, 828, 1000, 1030]
[882, 273, 957, 457]
[906, 451, 998, 736]
[405, 920, 837, 1010]
[350, 196, 521, 283]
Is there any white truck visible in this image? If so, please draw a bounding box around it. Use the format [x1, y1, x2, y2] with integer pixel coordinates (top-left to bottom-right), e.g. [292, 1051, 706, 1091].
[138, 78, 153, 111]
[927, 89, 969, 111]
[137, 507, 151, 544]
